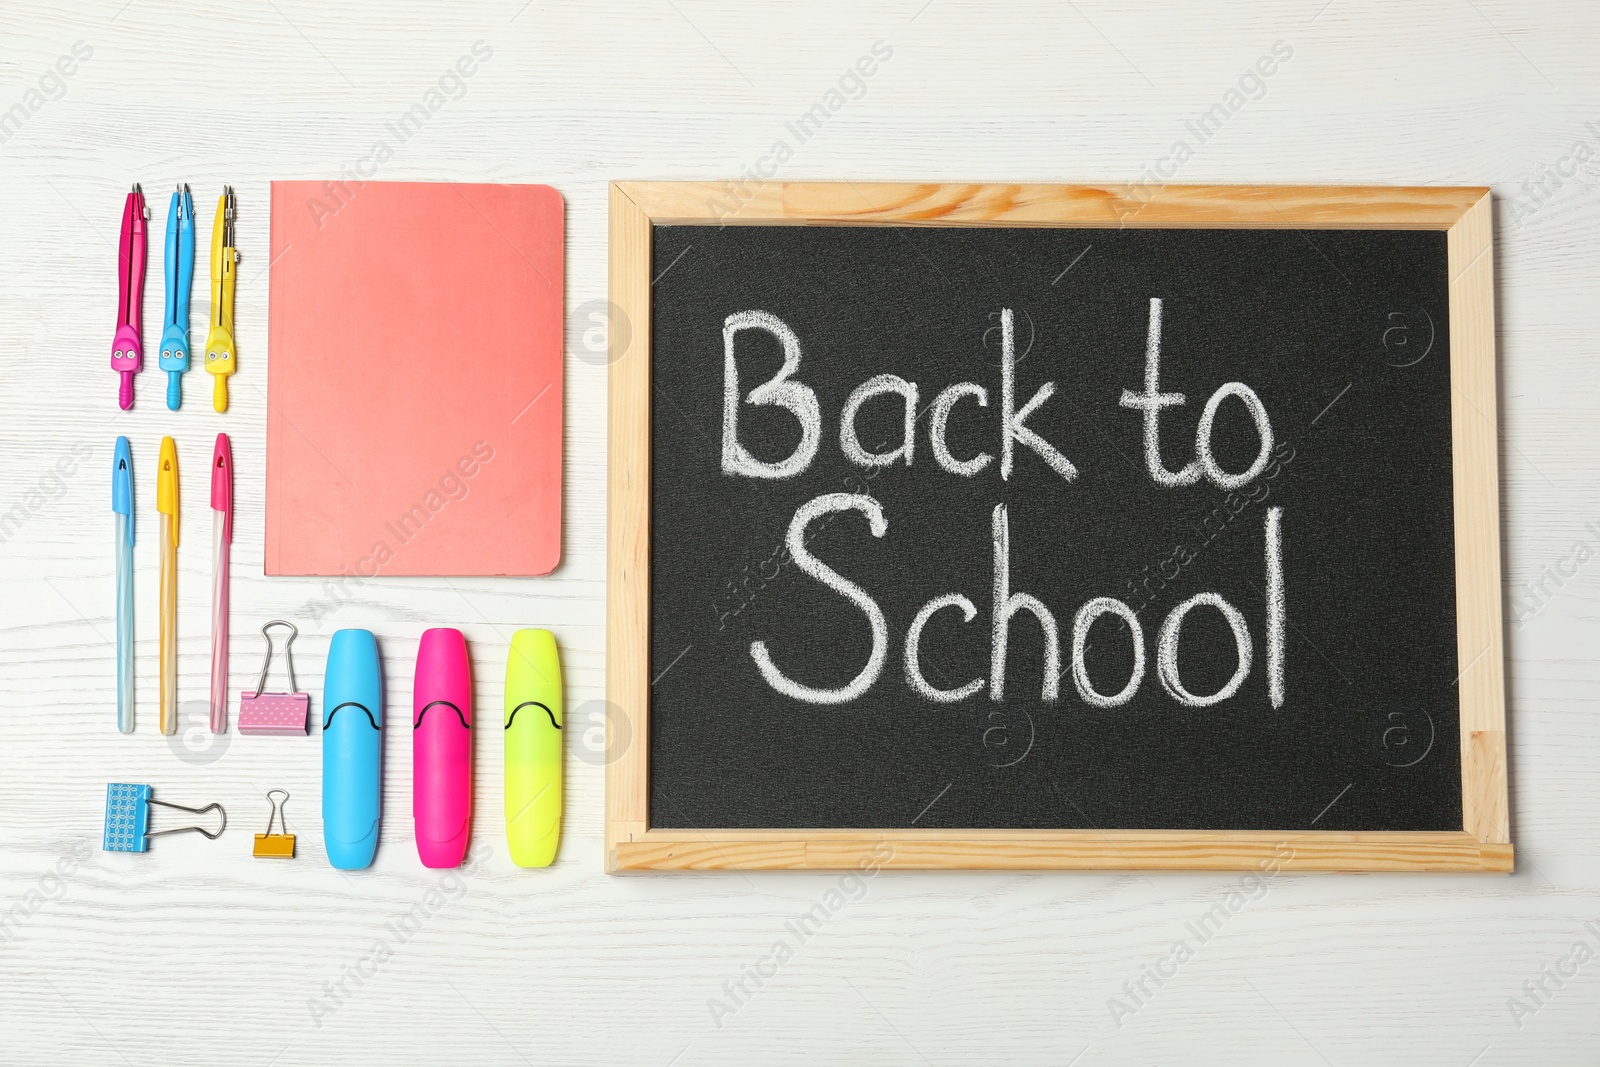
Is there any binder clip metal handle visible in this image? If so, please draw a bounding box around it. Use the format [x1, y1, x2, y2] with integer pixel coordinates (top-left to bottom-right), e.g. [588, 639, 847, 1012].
[239, 621, 310, 736]
[148, 799, 227, 840]
[249, 620, 299, 698]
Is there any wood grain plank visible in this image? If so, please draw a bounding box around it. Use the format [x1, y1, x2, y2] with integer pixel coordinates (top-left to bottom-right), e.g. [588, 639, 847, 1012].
[613, 830, 1512, 873]
[617, 180, 1488, 229]
[606, 183, 653, 864]
[1448, 192, 1511, 845]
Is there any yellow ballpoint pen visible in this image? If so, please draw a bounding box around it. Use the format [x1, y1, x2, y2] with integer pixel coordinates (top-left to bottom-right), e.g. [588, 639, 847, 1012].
[156, 437, 179, 735]
[203, 187, 237, 413]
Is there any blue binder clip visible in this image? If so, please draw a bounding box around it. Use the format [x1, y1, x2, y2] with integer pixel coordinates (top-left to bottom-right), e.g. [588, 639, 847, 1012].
[103, 784, 226, 853]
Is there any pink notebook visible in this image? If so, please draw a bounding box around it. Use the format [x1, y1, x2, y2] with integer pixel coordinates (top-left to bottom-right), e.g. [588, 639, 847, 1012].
[266, 181, 562, 577]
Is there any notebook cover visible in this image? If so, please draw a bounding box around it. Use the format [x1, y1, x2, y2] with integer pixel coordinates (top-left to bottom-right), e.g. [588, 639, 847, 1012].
[266, 181, 563, 576]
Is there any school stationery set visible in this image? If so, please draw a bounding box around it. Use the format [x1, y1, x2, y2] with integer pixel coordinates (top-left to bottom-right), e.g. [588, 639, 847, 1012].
[103, 181, 566, 873]
[95, 178, 1515, 878]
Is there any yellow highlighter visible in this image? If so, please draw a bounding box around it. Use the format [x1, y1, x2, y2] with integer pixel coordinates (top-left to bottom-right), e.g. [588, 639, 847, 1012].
[505, 629, 562, 868]
[203, 187, 237, 412]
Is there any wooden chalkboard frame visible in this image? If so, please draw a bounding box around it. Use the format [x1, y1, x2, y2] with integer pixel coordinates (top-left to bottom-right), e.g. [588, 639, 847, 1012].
[607, 181, 1510, 874]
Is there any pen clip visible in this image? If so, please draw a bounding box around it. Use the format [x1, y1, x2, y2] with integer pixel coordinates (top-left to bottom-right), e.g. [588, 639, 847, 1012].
[156, 436, 178, 545]
[112, 436, 134, 545]
[211, 433, 233, 543]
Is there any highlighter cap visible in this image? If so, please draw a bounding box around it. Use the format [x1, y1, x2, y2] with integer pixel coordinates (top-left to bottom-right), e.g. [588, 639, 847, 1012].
[505, 629, 561, 723]
[326, 628, 382, 719]
[112, 437, 133, 517]
[210, 433, 232, 542]
[156, 437, 178, 543]
[415, 628, 471, 710]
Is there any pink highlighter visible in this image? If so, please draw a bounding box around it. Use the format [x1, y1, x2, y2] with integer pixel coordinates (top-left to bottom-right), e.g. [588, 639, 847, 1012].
[413, 628, 472, 868]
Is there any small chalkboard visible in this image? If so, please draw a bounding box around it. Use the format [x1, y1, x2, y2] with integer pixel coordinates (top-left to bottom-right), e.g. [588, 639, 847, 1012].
[606, 183, 1510, 873]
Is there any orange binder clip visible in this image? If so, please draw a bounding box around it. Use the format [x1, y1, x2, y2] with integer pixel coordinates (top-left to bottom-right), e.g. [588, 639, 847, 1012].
[253, 789, 295, 858]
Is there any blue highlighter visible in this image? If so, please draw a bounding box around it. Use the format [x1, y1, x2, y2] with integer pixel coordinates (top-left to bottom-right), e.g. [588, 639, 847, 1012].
[323, 629, 383, 869]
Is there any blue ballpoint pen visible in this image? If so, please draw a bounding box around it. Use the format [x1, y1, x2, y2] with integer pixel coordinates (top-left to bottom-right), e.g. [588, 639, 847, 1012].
[112, 436, 135, 732]
[159, 185, 194, 410]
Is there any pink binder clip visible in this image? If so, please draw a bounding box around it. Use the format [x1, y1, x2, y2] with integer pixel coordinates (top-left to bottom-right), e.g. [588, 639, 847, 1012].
[238, 621, 310, 736]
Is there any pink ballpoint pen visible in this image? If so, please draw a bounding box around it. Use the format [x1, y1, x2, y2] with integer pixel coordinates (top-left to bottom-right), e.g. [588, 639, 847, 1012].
[111, 184, 148, 409]
[209, 433, 233, 733]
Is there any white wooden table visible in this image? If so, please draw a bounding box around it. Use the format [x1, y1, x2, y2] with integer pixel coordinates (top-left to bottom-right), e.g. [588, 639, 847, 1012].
[1, 1, 1596, 1062]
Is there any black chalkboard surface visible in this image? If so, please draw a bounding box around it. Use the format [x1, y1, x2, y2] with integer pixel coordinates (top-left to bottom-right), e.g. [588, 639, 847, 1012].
[608, 182, 1509, 872]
